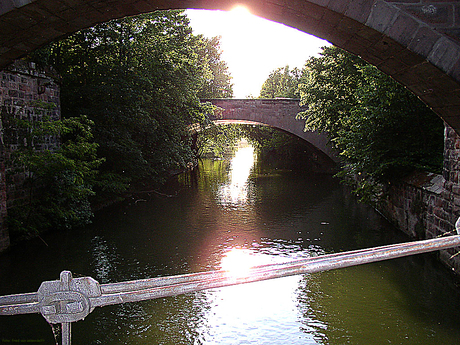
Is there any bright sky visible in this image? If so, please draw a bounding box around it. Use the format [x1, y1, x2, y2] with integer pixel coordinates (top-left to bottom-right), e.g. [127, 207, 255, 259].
[186, 7, 329, 98]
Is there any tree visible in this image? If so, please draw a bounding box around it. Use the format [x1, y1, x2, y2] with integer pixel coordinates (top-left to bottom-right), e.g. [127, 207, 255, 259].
[5, 108, 103, 240]
[297, 46, 444, 202]
[30, 11, 229, 197]
[196, 124, 244, 158]
[191, 35, 234, 156]
[196, 35, 233, 99]
[259, 65, 303, 98]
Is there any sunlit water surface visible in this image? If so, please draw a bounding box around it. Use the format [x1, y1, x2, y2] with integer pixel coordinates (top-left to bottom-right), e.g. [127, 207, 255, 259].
[1, 146, 460, 344]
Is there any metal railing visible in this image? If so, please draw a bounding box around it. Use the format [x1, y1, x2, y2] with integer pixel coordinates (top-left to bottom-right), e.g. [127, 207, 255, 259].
[2, 226, 460, 344]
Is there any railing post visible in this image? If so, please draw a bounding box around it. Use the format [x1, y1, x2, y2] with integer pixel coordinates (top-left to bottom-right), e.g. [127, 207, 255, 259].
[62, 322, 71, 345]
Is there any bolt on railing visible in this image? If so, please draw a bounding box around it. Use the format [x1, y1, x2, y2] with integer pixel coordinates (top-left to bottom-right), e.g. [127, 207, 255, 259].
[2, 225, 460, 344]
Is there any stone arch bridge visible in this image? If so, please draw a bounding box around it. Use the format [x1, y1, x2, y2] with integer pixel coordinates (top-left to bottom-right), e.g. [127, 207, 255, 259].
[204, 98, 336, 163]
[1, 0, 460, 132]
[2, 1, 460, 269]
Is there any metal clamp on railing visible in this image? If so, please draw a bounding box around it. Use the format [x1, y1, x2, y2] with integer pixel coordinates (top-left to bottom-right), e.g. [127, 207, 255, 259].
[38, 271, 101, 324]
[2, 223, 460, 344]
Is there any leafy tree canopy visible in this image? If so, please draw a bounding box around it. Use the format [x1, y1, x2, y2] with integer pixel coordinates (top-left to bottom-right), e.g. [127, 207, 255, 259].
[5, 108, 103, 240]
[196, 35, 233, 99]
[259, 65, 303, 99]
[297, 46, 444, 202]
[30, 10, 233, 198]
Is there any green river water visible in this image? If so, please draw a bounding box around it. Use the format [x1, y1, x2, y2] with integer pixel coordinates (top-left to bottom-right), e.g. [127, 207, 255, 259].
[1, 146, 460, 344]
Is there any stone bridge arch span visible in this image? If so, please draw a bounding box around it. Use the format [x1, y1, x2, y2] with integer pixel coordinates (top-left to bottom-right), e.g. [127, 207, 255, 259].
[1, 1, 460, 131]
[205, 98, 337, 164]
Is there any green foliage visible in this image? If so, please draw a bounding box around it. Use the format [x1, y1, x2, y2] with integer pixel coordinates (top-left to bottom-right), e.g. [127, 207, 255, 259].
[259, 65, 303, 98]
[6, 111, 103, 240]
[196, 124, 244, 158]
[29, 11, 233, 198]
[195, 36, 233, 99]
[7, 10, 234, 238]
[240, 126, 310, 169]
[297, 46, 444, 202]
[241, 125, 284, 150]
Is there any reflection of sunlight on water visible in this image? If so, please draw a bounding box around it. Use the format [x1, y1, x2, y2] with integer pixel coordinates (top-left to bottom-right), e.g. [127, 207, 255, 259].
[220, 248, 269, 278]
[218, 145, 255, 206]
[202, 142, 327, 343]
[202, 247, 310, 344]
[91, 236, 118, 284]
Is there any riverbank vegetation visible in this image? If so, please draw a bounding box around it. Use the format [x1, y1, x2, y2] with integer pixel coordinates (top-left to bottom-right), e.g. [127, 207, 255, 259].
[299, 46, 443, 203]
[8, 10, 232, 241]
[259, 46, 444, 203]
[6, 111, 103, 240]
[8, 14, 443, 240]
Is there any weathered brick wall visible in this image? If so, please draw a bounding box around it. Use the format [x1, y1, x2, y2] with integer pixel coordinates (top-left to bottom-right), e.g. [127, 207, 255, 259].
[0, 153, 8, 251]
[381, 123, 460, 273]
[0, 60, 60, 252]
[383, 172, 434, 238]
[435, 124, 460, 270]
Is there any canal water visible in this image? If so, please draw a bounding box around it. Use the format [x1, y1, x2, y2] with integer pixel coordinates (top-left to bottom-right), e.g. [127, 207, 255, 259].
[1, 145, 460, 344]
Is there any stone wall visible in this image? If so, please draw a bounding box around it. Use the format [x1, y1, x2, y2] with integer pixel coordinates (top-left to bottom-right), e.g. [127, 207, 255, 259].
[381, 123, 460, 273]
[0, 60, 60, 252]
[0, 150, 7, 251]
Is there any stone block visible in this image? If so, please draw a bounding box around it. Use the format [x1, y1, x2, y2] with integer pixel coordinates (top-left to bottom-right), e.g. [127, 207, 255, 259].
[356, 25, 383, 42]
[440, 28, 460, 46]
[454, 196, 460, 207]
[308, 0, 331, 6]
[327, 0, 349, 14]
[366, 1, 398, 34]
[294, 1, 326, 21]
[337, 16, 362, 36]
[345, 0, 373, 23]
[0, 1, 15, 15]
[308, 11, 346, 40]
[388, 12, 420, 47]
[428, 37, 460, 74]
[448, 58, 460, 82]
[420, 88, 460, 109]
[399, 4, 452, 26]
[436, 109, 460, 131]
[378, 56, 410, 76]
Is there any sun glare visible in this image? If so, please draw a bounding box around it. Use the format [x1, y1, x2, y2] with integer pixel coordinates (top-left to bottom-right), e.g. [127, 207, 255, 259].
[230, 5, 251, 16]
[221, 248, 258, 278]
[186, 8, 329, 98]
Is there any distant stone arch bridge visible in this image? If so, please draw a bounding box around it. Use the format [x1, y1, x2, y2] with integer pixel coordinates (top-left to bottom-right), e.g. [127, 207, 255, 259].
[203, 98, 337, 164]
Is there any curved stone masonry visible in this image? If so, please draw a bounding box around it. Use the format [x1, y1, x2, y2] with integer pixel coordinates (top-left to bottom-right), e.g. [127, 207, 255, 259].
[1, 1, 460, 272]
[0, 1, 460, 130]
[205, 98, 337, 162]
